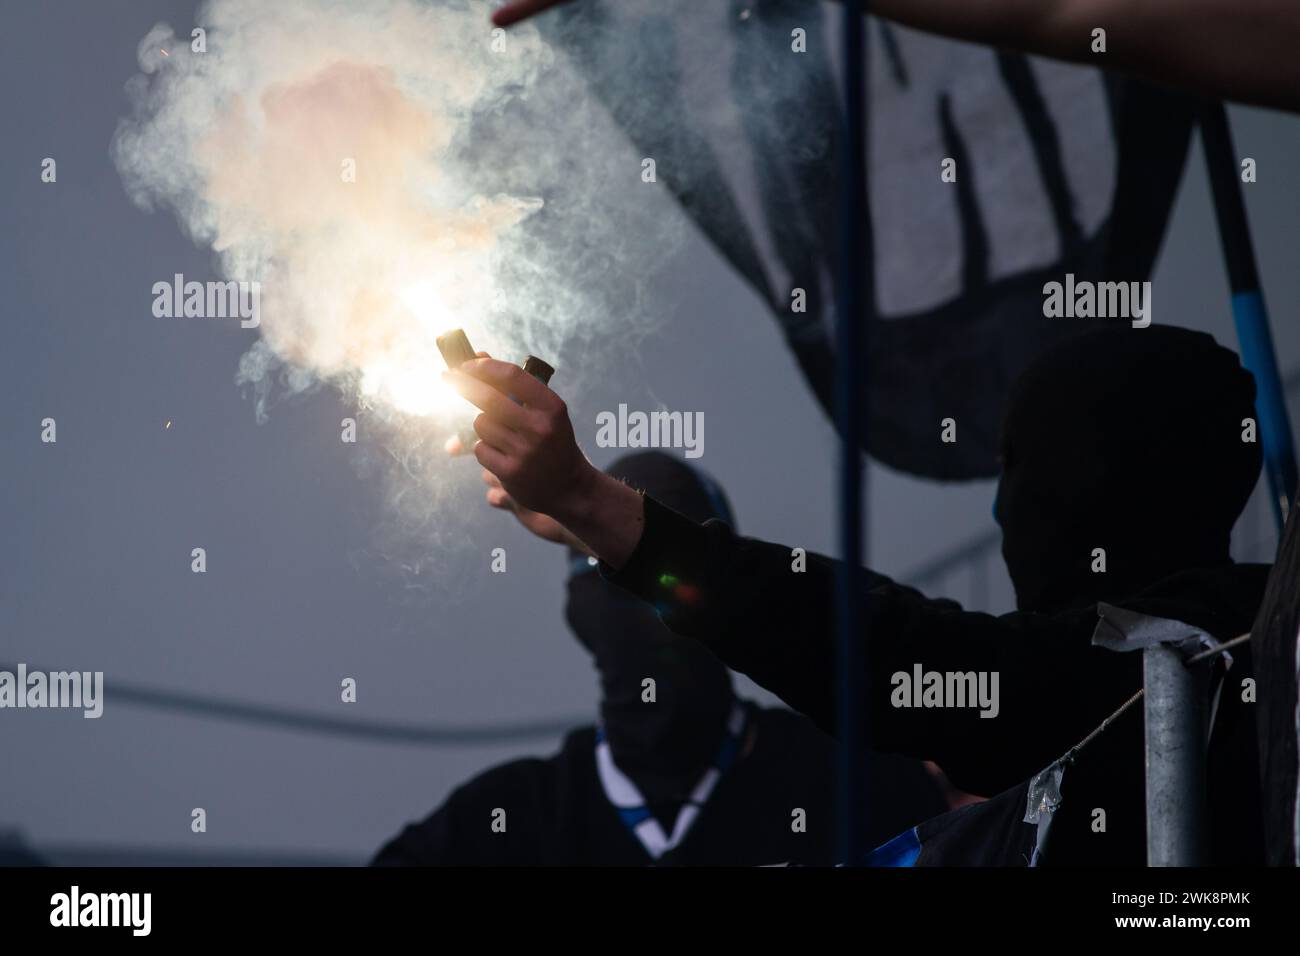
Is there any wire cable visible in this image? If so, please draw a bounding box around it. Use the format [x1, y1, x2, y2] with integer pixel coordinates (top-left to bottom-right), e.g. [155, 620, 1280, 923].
[0, 663, 585, 746]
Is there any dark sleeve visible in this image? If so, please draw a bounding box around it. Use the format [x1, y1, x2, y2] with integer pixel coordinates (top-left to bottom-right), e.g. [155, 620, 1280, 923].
[604, 495, 1140, 797]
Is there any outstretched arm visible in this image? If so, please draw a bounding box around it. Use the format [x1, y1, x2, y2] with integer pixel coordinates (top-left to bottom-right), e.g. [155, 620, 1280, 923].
[445, 358, 1137, 797]
[492, 0, 1300, 113]
[871, 0, 1300, 113]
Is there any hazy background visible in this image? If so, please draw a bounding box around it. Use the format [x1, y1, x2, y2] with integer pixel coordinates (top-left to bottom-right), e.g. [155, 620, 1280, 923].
[2, 0, 1297, 863]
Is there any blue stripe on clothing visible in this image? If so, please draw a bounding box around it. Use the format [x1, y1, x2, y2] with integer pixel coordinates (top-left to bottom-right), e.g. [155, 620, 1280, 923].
[863, 827, 922, 867]
[618, 806, 654, 828]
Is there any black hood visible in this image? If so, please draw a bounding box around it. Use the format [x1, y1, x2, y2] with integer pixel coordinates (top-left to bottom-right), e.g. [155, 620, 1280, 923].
[994, 326, 1262, 613]
[566, 452, 736, 801]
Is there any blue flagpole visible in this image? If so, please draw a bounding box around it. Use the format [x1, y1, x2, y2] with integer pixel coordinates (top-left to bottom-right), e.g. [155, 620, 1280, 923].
[835, 0, 869, 865]
[1200, 102, 1297, 528]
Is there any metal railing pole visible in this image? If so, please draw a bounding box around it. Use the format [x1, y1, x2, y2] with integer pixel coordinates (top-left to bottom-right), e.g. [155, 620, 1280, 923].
[1143, 647, 1209, 865]
[1142, 101, 1295, 869]
[834, 0, 870, 865]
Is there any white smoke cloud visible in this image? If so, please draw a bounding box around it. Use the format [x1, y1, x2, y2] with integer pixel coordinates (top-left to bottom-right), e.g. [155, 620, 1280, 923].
[113, 0, 680, 592]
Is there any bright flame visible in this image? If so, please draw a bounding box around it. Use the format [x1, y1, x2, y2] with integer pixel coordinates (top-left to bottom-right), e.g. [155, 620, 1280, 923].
[359, 351, 471, 418]
[398, 278, 452, 331]
[348, 280, 473, 418]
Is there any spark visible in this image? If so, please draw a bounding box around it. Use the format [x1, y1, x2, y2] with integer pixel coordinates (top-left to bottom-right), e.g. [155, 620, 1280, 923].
[164, 420, 172, 429]
[159, 49, 169, 56]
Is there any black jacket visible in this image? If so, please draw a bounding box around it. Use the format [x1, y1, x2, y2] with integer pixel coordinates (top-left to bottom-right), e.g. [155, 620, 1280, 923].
[605, 495, 1269, 865]
[373, 704, 944, 866]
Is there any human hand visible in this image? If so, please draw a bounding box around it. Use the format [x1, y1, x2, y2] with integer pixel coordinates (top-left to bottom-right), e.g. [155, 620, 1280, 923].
[445, 355, 645, 569]
[443, 356, 596, 520]
[481, 467, 593, 555]
[492, 0, 576, 28]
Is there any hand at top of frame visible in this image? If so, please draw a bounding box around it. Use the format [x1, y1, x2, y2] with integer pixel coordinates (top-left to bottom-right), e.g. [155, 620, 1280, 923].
[492, 0, 576, 28]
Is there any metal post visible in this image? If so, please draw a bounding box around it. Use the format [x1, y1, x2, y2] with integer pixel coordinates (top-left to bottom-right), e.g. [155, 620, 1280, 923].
[834, 0, 869, 865]
[1143, 646, 1209, 865]
[1142, 101, 1298, 869]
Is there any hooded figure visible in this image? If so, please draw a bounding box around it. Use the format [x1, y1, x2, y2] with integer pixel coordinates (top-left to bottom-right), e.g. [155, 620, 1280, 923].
[600, 327, 1270, 864]
[995, 325, 1261, 614]
[374, 452, 945, 866]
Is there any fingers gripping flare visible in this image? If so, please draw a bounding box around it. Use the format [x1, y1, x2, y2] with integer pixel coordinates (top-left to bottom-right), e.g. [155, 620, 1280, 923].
[462, 358, 557, 410]
[473, 411, 519, 454]
[442, 363, 530, 428]
[445, 359, 586, 518]
[438, 328, 552, 457]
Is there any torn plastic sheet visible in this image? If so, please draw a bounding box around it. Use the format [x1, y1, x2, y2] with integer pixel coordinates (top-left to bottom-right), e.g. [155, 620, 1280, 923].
[1093, 603, 1228, 763]
[1024, 761, 1066, 867]
[1091, 603, 1230, 666]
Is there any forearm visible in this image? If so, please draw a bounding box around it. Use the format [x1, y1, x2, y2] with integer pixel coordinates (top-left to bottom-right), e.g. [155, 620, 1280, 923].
[600, 493, 840, 730]
[600, 494, 1127, 795]
[602, 497, 940, 747]
[494, 0, 1300, 111]
[869, 0, 1300, 112]
[550, 464, 647, 570]
[869, 0, 1061, 52]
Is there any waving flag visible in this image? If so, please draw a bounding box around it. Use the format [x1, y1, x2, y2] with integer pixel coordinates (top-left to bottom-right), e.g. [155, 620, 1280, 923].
[543, 0, 1196, 478]
[866, 763, 1066, 866]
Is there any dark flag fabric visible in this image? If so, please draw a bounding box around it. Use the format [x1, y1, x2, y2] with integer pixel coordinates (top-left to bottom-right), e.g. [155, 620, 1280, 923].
[542, 0, 1197, 478]
[865, 778, 1040, 867]
[865, 762, 1065, 866]
[1254, 506, 1300, 866]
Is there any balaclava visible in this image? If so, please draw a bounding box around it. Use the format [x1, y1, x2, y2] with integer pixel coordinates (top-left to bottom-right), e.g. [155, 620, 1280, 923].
[565, 452, 736, 805]
[994, 325, 1262, 614]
